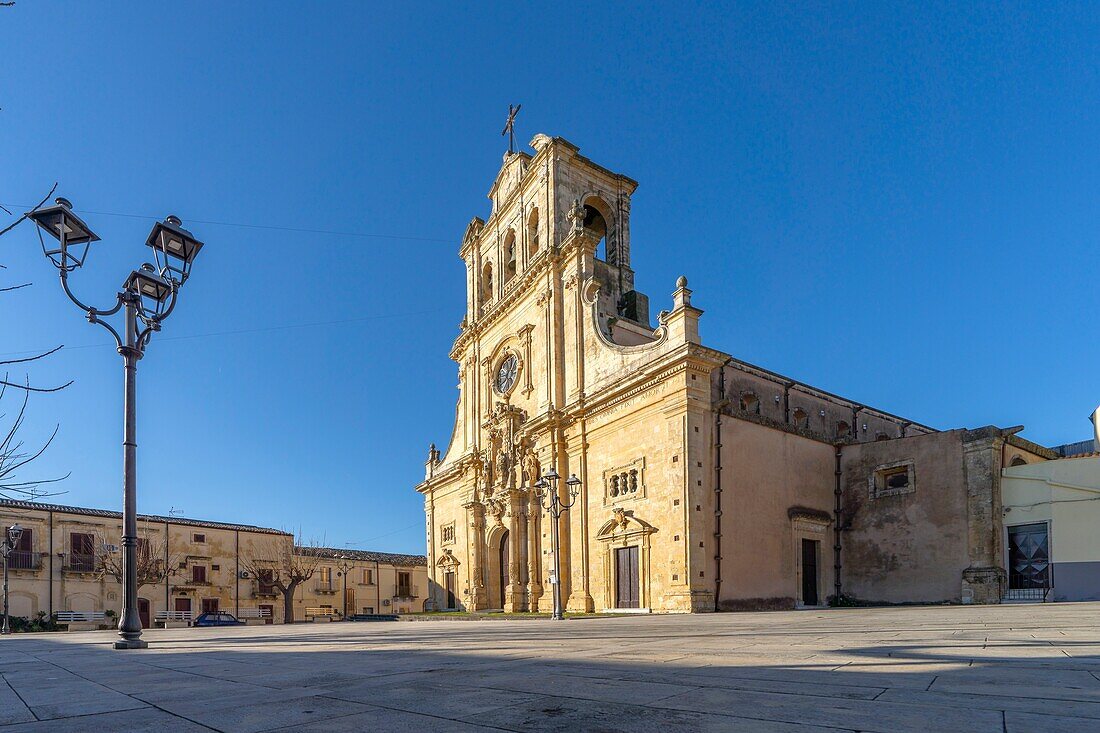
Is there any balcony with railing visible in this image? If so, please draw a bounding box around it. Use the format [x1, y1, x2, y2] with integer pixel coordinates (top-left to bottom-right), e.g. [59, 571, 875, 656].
[393, 584, 418, 599]
[66, 553, 97, 573]
[6, 550, 40, 571]
[315, 582, 339, 595]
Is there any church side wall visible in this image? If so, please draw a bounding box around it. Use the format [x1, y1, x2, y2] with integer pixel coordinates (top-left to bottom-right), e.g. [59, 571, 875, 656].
[717, 419, 836, 610]
[840, 430, 970, 604]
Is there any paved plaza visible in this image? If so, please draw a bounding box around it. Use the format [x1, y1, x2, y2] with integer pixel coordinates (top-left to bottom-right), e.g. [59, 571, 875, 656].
[2, 604, 1100, 732]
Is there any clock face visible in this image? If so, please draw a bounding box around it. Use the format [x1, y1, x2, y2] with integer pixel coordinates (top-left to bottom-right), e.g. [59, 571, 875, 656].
[496, 354, 519, 394]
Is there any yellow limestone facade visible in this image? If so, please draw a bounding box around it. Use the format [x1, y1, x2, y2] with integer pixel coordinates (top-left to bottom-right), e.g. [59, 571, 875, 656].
[417, 134, 1088, 613]
[417, 134, 728, 613]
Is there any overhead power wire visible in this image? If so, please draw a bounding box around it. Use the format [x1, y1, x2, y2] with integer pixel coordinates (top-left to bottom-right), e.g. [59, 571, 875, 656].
[0, 202, 453, 244]
[0, 307, 449, 359]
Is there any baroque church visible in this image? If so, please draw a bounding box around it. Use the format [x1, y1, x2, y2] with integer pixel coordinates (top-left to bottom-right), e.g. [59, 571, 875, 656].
[415, 133, 1063, 613]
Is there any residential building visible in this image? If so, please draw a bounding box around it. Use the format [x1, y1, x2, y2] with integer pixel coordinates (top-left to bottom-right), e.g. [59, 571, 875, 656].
[1001, 453, 1100, 601]
[295, 547, 428, 618]
[0, 499, 427, 626]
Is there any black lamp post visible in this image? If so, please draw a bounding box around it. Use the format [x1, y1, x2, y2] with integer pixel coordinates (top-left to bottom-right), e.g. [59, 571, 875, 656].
[2, 524, 25, 635]
[336, 558, 353, 620]
[533, 469, 580, 621]
[29, 199, 204, 650]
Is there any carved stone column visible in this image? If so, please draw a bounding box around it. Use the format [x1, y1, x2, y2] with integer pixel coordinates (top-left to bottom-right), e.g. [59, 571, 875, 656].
[526, 498, 543, 612]
[504, 491, 525, 612]
[464, 500, 486, 611]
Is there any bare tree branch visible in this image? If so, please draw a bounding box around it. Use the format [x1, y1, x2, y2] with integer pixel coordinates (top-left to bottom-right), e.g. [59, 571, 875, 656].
[95, 526, 186, 590]
[0, 345, 65, 366]
[0, 379, 68, 500]
[0, 182, 57, 239]
[241, 534, 323, 624]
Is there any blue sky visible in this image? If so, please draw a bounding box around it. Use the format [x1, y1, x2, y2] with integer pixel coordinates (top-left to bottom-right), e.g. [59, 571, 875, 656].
[1, 2, 1096, 553]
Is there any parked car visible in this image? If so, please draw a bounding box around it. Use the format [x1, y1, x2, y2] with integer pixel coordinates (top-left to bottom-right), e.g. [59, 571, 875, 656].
[193, 612, 245, 627]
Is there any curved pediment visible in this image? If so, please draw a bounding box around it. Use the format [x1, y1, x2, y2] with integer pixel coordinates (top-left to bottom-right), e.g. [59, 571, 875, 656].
[435, 549, 461, 568]
[596, 508, 657, 540]
[462, 217, 485, 248]
[488, 152, 531, 214]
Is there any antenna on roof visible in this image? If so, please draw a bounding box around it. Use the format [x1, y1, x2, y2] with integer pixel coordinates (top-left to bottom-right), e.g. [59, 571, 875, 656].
[168, 506, 184, 517]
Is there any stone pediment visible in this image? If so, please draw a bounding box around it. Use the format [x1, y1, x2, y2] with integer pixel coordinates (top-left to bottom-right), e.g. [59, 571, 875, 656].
[596, 508, 657, 540]
[461, 217, 485, 250]
[488, 152, 531, 213]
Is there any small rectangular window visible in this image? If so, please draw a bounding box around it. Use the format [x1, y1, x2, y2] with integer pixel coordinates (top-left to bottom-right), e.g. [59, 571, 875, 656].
[192, 565, 207, 583]
[870, 460, 916, 499]
[192, 533, 206, 544]
[364, 569, 374, 585]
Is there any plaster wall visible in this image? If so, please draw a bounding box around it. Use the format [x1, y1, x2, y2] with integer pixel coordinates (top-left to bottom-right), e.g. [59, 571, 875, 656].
[717, 418, 836, 609]
[840, 431, 970, 603]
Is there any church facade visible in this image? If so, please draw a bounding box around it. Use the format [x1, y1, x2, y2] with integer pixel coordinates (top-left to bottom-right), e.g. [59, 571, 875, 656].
[415, 134, 1065, 613]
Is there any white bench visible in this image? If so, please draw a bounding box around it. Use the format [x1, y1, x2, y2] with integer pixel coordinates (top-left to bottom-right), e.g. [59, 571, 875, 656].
[55, 611, 107, 631]
[237, 608, 272, 619]
[304, 607, 337, 622]
[54, 611, 106, 623]
[155, 610, 194, 621]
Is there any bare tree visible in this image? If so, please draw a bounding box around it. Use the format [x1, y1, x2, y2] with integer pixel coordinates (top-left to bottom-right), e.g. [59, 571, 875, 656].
[95, 526, 186, 591]
[241, 534, 322, 624]
[0, 184, 71, 500]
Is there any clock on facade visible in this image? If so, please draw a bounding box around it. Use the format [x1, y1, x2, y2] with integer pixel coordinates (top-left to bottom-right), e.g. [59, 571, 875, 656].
[495, 354, 519, 394]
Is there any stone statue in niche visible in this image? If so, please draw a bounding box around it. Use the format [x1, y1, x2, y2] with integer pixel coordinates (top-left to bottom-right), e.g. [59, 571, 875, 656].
[496, 448, 514, 492]
[519, 438, 540, 488]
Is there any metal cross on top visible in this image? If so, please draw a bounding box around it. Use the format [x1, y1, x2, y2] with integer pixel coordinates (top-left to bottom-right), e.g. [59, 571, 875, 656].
[502, 103, 522, 153]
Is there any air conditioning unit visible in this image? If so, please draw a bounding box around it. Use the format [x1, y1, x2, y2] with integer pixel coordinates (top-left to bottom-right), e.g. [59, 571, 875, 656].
[382, 599, 391, 606]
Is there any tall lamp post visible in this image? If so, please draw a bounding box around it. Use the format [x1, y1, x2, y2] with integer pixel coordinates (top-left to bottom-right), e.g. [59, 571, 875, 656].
[336, 558, 353, 620]
[29, 198, 204, 650]
[533, 469, 580, 621]
[2, 524, 25, 635]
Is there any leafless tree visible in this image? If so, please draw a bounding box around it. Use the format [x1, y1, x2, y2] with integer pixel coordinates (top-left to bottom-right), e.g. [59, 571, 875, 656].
[94, 525, 186, 591]
[241, 534, 323, 624]
[0, 184, 71, 500]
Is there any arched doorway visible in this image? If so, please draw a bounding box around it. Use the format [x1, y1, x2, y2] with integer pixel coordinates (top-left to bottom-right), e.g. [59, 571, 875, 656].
[498, 530, 509, 610]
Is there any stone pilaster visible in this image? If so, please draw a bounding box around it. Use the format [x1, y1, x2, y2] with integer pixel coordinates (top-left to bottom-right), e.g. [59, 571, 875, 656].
[960, 430, 1006, 604]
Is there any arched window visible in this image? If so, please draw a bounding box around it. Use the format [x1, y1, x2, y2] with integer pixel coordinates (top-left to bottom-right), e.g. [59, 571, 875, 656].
[503, 231, 517, 285]
[1009, 456, 1028, 467]
[792, 408, 808, 429]
[481, 262, 493, 305]
[739, 392, 760, 414]
[835, 421, 850, 438]
[875, 432, 890, 442]
[583, 203, 609, 261]
[527, 209, 539, 257]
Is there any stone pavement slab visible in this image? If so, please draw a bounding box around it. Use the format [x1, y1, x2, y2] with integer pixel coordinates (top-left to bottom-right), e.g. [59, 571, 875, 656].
[2, 603, 1100, 731]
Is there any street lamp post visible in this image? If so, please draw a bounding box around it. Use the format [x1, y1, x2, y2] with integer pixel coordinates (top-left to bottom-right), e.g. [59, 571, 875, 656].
[29, 199, 204, 650]
[533, 469, 580, 621]
[2, 524, 25, 635]
[336, 559, 353, 620]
